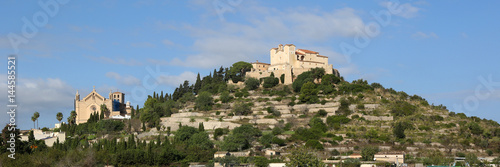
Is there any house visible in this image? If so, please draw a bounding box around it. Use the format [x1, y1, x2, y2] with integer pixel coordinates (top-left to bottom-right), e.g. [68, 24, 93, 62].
[214, 151, 230, 158]
[349, 153, 362, 159]
[265, 149, 281, 156]
[374, 153, 404, 164]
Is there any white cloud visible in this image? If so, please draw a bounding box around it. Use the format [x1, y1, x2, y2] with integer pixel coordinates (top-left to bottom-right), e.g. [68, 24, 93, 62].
[0, 75, 76, 129]
[412, 31, 438, 39]
[380, 1, 420, 19]
[105, 72, 141, 86]
[85, 55, 143, 66]
[156, 71, 198, 87]
[154, 5, 367, 69]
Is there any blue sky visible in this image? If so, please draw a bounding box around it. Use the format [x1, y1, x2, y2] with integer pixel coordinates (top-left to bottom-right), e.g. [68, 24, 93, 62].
[1, 0, 499, 130]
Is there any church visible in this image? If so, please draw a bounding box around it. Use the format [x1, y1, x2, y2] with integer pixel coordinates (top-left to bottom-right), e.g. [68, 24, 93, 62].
[246, 44, 340, 84]
[74, 87, 132, 124]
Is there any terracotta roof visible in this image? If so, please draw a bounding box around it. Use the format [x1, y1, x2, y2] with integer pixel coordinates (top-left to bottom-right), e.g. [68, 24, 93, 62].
[295, 51, 305, 55]
[297, 49, 318, 54]
[252, 61, 270, 65]
[270, 48, 278, 50]
[285, 44, 295, 46]
[215, 151, 229, 154]
[298, 60, 324, 64]
[317, 55, 328, 58]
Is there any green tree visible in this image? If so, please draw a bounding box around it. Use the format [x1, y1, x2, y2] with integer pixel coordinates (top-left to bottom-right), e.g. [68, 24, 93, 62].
[221, 133, 249, 151]
[56, 112, 63, 125]
[253, 156, 269, 167]
[305, 139, 324, 150]
[299, 82, 319, 104]
[286, 147, 324, 167]
[260, 133, 273, 148]
[310, 67, 325, 82]
[175, 126, 199, 142]
[67, 110, 77, 125]
[309, 117, 327, 133]
[326, 115, 350, 130]
[292, 71, 315, 92]
[361, 146, 379, 161]
[195, 91, 214, 111]
[100, 104, 109, 119]
[232, 102, 252, 116]
[199, 122, 205, 131]
[194, 73, 202, 94]
[468, 122, 484, 135]
[228, 61, 253, 83]
[219, 91, 234, 103]
[188, 131, 213, 150]
[245, 77, 260, 90]
[393, 121, 406, 139]
[263, 73, 280, 88]
[321, 74, 340, 85]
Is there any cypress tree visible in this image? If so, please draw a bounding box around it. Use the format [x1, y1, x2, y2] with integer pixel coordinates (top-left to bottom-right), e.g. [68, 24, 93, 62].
[199, 122, 205, 131]
[131, 107, 135, 118]
[194, 73, 202, 94]
[160, 91, 164, 102]
[100, 110, 104, 120]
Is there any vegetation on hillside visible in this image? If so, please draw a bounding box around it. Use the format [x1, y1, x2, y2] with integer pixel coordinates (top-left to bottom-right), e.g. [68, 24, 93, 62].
[2, 61, 500, 166]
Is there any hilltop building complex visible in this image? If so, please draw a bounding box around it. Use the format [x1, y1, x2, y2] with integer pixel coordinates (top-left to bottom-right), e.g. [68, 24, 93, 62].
[246, 44, 340, 84]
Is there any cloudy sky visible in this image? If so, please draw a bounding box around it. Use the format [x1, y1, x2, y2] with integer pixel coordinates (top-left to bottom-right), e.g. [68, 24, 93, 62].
[1, 0, 499, 130]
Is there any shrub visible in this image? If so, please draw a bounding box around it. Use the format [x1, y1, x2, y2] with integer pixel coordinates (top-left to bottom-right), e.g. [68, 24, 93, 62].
[232, 102, 252, 116]
[305, 139, 324, 150]
[263, 74, 280, 88]
[317, 109, 328, 117]
[219, 91, 234, 103]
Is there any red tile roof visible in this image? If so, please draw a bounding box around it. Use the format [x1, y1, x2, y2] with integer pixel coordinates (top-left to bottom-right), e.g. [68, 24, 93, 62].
[317, 55, 328, 58]
[252, 61, 270, 65]
[297, 49, 318, 54]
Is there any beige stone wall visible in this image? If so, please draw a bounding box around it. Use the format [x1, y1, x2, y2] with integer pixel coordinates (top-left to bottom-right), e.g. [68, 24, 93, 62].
[248, 44, 336, 85]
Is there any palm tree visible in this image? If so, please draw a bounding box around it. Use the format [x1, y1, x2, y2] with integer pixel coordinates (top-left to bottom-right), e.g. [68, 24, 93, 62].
[33, 112, 40, 129]
[56, 112, 63, 124]
[31, 116, 36, 129]
[67, 110, 77, 125]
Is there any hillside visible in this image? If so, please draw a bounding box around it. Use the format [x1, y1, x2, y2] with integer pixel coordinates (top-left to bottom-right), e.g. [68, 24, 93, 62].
[2, 62, 500, 166]
[132, 62, 500, 165]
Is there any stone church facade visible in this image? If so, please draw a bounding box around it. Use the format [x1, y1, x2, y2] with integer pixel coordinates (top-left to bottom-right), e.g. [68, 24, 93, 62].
[246, 44, 340, 84]
[74, 87, 131, 124]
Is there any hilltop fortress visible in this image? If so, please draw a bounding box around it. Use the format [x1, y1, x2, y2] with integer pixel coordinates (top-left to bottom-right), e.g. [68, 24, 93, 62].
[247, 44, 340, 84]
